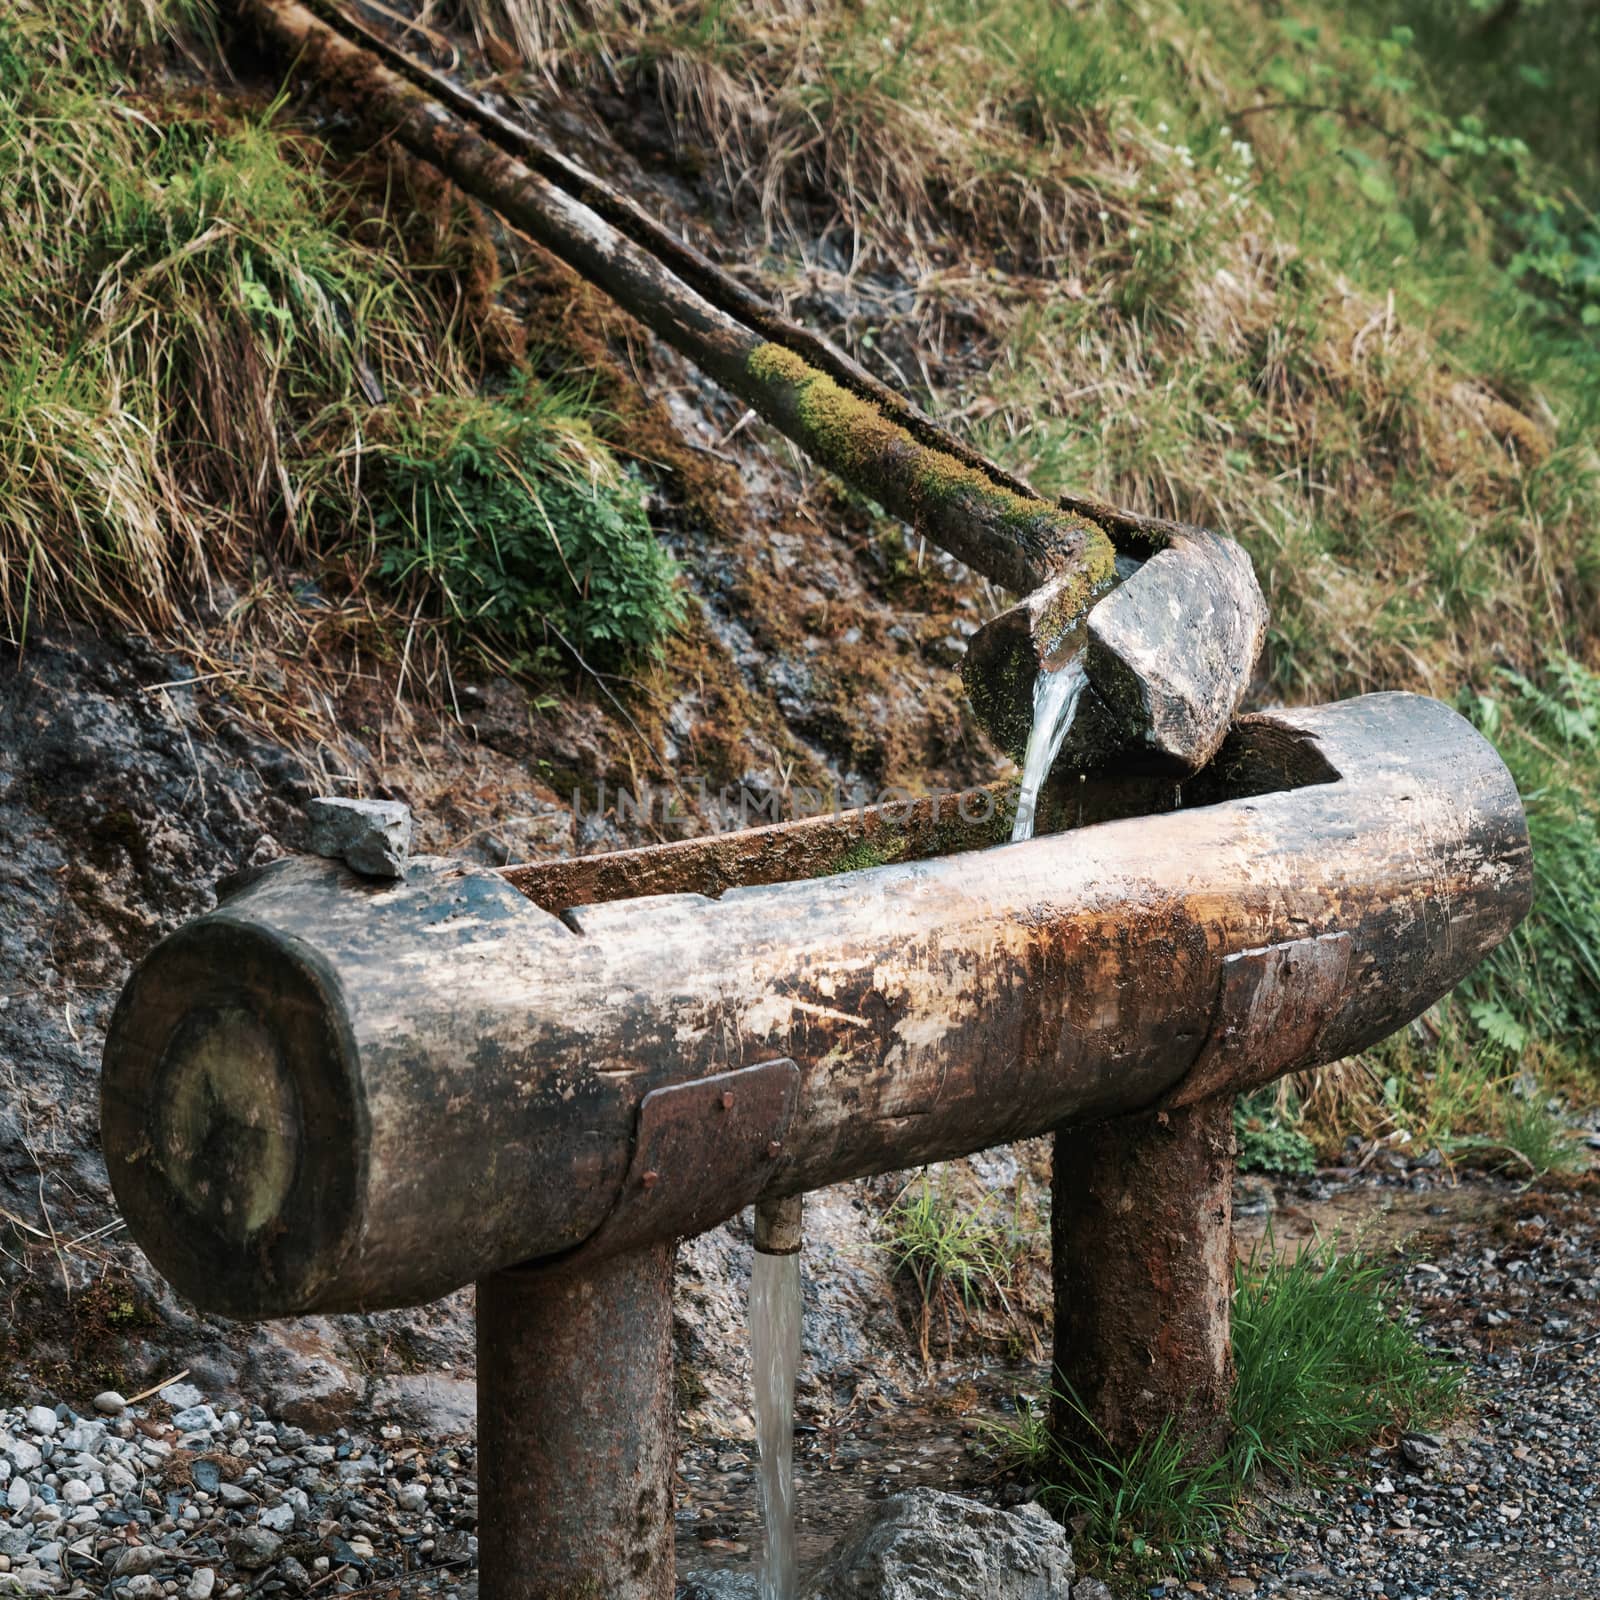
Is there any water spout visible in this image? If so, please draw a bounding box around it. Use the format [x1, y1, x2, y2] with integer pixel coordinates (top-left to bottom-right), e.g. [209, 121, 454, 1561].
[752, 1197, 803, 1600]
[1011, 658, 1089, 844]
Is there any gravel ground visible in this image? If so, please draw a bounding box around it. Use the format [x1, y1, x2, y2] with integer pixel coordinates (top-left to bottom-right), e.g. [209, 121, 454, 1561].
[0, 1385, 476, 1600]
[3, 1172, 1596, 1600]
[1178, 1171, 1600, 1600]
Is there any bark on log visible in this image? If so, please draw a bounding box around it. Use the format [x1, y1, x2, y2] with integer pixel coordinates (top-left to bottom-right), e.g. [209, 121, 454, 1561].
[100, 693, 1531, 1318]
[478, 1245, 676, 1600]
[1051, 1097, 1236, 1464]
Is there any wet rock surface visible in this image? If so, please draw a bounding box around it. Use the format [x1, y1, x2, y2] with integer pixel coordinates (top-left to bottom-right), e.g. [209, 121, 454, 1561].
[801, 1488, 1073, 1598]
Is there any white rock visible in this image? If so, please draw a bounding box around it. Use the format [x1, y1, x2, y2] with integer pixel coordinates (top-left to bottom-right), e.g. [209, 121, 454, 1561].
[92, 1393, 127, 1417]
[6, 1476, 30, 1512]
[57, 1481, 90, 1507]
[186, 1569, 217, 1600]
[161, 1385, 205, 1413]
[125, 1576, 164, 1600]
[3, 1566, 62, 1596]
[4, 1438, 43, 1474]
[394, 1483, 428, 1514]
[23, 1408, 57, 1438]
[257, 1503, 294, 1534]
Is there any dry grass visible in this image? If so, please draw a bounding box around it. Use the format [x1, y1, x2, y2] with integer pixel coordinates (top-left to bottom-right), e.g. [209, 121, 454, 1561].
[450, 0, 1600, 697]
[0, 0, 488, 648]
[433, 0, 1120, 270]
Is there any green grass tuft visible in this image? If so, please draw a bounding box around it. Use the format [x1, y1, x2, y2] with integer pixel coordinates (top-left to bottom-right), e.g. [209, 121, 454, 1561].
[882, 1170, 1021, 1364]
[994, 1235, 1462, 1580]
[363, 389, 685, 670]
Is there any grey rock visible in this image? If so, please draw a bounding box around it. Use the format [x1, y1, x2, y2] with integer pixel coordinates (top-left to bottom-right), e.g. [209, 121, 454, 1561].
[1400, 1433, 1443, 1471]
[22, 1408, 57, 1438]
[803, 1490, 1073, 1599]
[276, 1558, 312, 1594]
[162, 1385, 206, 1413]
[58, 1422, 104, 1453]
[1071, 1583, 1115, 1600]
[393, 1483, 429, 1514]
[306, 797, 412, 879]
[677, 1576, 758, 1600]
[257, 1503, 295, 1534]
[1, 1567, 62, 1596]
[171, 1406, 219, 1434]
[109, 1549, 170, 1580]
[226, 1529, 282, 1570]
[367, 1374, 476, 1438]
[92, 1393, 128, 1417]
[2, 1438, 40, 1474]
[124, 1576, 165, 1600]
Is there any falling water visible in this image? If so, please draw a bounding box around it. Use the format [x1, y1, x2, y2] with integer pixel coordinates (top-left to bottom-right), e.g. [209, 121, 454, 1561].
[1010, 657, 1089, 844]
[751, 1249, 802, 1600]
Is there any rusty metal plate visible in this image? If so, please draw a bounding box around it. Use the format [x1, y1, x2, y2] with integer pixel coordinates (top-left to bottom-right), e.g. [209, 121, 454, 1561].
[566, 1058, 801, 1263]
[1164, 933, 1352, 1109]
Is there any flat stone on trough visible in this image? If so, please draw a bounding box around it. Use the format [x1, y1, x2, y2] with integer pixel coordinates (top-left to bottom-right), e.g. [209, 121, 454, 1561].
[306, 798, 413, 879]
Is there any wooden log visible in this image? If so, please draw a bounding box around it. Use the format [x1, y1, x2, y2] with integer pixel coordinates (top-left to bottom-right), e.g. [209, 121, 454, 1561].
[232, 0, 1114, 608]
[477, 1245, 676, 1600]
[285, 0, 1190, 555]
[100, 693, 1530, 1318]
[1051, 1098, 1236, 1465]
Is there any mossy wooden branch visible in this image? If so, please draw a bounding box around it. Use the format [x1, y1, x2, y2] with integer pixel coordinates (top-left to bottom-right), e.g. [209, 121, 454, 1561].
[234, 0, 1115, 601]
[286, 0, 1181, 554]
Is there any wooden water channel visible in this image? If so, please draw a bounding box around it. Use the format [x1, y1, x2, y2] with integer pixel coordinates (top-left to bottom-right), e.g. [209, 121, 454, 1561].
[101, 693, 1530, 1598]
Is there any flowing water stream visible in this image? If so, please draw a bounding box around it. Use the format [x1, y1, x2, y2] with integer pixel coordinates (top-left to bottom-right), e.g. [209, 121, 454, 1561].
[745, 655, 1086, 1595]
[1010, 657, 1089, 844]
[751, 1249, 802, 1600]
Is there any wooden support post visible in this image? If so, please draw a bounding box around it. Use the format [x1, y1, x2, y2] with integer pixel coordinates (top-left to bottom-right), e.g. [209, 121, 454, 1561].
[1049, 1096, 1237, 1464]
[477, 1244, 677, 1600]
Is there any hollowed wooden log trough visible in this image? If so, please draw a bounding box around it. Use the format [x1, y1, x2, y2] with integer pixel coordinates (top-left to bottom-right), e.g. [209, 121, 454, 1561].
[101, 693, 1529, 1600]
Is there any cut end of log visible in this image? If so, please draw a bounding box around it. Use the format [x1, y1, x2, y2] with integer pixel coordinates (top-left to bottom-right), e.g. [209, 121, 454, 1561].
[100, 915, 364, 1320]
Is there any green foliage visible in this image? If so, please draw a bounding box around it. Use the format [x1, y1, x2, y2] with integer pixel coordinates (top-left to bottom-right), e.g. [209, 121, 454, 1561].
[996, 1238, 1461, 1579]
[1234, 1089, 1317, 1176]
[367, 391, 684, 669]
[0, 0, 446, 638]
[1463, 655, 1600, 1063]
[1229, 1235, 1463, 1481]
[1031, 1395, 1233, 1576]
[883, 1171, 1016, 1311]
[882, 1170, 1020, 1362]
